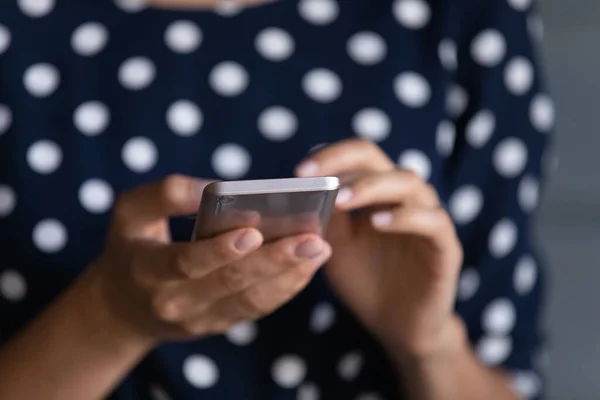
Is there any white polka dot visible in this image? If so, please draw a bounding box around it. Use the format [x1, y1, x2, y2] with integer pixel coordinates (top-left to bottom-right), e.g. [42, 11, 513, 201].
[483, 298, 516, 335]
[256, 28, 295, 62]
[309, 302, 336, 333]
[225, 320, 258, 346]
[489, 219, 518, 258]
[114, 0, 146, 12]
[511, 371, 541, 399]
[508, 0, 532, 11]
[167, 100, 203, 137]
[150, 384, 173, 400]
[24, 63, 60, 97]
[493, 137, 528, 178]
[436, 120, 456, 157]
[119, 57, 156, 91]
[449, 185, 484, 225]
[0, 270, 27, 302]
[74, 101, 110, 136]
[0, 185, 16, 217]
[471, 29, 506, 67]
[466, 110, 496, 149]
[214, 1, 243, 16]
[165, 21, 202, 54]
[394, 72, 431, 108]
[298, 382, 320, 400]
[457, 268, 480, 301]
[18, 0, 55, 17]
[514, 255, 538, 296]
[529, 94, 555, 133]
[122, 137, 158, 173]
[272, 355, 306, 389]
[211, 143, 251, 180]
[338, 351, 364, 381]
[0, 104, 12, 135]
[477, 336, 512, 366]
[79, 179, 114, 214]
[505, 57, 534, 95]
[0, 25, 12, 55]
[352, 108, 391, 142]
[527, 14, 544, 43]
[182, 355, 219, 389]
[518, 175, 540, 213]
[393, 0, 431, 29]
[347, 32, 387, 66]
[209, 62, 249, 97]
[27, 140, 62, 174]
[438, 38, 458, 71]
[302, 69, 343, 103]
[398, 149, 432, 181]
[72, 22, 109, 56]
[446, 84, 469, 117]
[33, 219, 68, 253]
[298, 0, 339, 26]
[258, 106, 298, 142]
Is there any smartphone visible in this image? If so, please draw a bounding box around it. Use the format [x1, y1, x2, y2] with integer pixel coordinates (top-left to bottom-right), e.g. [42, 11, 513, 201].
[192, 177, 340, 242]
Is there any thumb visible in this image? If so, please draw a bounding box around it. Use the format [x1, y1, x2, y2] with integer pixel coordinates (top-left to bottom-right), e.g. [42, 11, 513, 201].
[112, 175, 211, 238]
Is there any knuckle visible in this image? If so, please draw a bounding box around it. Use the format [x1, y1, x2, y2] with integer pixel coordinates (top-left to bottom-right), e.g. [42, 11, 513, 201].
[400, 168, 423, 185]
[172, 248, 194, 278]
[220, 264, 249, 294]
[211, 239, 235, 262]
[152, 295, 176, 321]
[239, 291, 269, 319]
[180, 320, 207, 336]
[112, 193, 134, 226]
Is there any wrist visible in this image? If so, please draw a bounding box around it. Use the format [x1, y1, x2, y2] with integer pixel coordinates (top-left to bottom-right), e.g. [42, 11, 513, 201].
[388, 315, 468, 370]
[72, 266, 158, 357]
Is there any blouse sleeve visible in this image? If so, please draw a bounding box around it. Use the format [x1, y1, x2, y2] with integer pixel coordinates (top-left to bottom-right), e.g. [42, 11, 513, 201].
[444, 1, 554, 399]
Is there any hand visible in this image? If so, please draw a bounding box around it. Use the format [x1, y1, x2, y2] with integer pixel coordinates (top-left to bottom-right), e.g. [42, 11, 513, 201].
[89, 175, 331, 343]
[296, 139, 464, 359]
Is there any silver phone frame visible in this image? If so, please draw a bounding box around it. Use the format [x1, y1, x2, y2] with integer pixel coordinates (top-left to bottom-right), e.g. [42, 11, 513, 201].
[203, 176, 340, 196]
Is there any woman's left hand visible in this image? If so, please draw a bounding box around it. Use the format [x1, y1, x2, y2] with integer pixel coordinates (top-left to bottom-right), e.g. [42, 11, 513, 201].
[296, 139, 465, 360]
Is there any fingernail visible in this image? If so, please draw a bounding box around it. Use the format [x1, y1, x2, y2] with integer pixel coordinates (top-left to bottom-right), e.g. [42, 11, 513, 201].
[335, 187, 353, 205]
[234, 230, 262, 253]
[309, 250, 331, 266]
[295, 238, 324, 259]
[371, 211, 393, 227]
[296, 161, 319, 177]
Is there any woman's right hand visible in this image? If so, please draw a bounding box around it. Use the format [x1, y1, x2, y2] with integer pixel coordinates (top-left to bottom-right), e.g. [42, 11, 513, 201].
[89, 175, 331, 344]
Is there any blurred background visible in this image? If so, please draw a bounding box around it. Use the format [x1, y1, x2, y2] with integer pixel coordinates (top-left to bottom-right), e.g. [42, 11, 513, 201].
[539, 0, 599, 399]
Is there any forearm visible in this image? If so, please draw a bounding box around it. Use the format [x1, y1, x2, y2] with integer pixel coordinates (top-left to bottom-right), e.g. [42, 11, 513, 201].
[0, 268, 156, 400]
[394, 318, 519, 400]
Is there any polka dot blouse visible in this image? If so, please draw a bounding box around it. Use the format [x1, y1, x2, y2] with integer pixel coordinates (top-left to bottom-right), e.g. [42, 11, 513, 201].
[0, 0, 553, 399]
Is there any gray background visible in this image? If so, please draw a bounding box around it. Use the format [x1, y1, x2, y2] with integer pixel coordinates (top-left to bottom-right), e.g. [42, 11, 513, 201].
[539, 0, 599, 399]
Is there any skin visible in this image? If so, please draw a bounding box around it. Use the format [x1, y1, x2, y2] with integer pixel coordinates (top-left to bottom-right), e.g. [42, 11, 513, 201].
[0, 1, 523, 399]
[296, 139, 520, 399]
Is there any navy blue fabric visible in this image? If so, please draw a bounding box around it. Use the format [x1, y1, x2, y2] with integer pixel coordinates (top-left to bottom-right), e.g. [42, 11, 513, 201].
[0, 0, 552, 399]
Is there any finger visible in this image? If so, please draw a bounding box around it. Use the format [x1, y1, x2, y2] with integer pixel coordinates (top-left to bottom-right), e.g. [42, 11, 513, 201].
[295, 138, 394, 177]
[370, 207, 459, 251]
[197, 250, 328, 329]
[155, 228, 264, 281]
[194, 209, 261, 240]
[335, 170, 440, 210]
[158, 235, 330, 320]
[113, 175, 211, 237]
